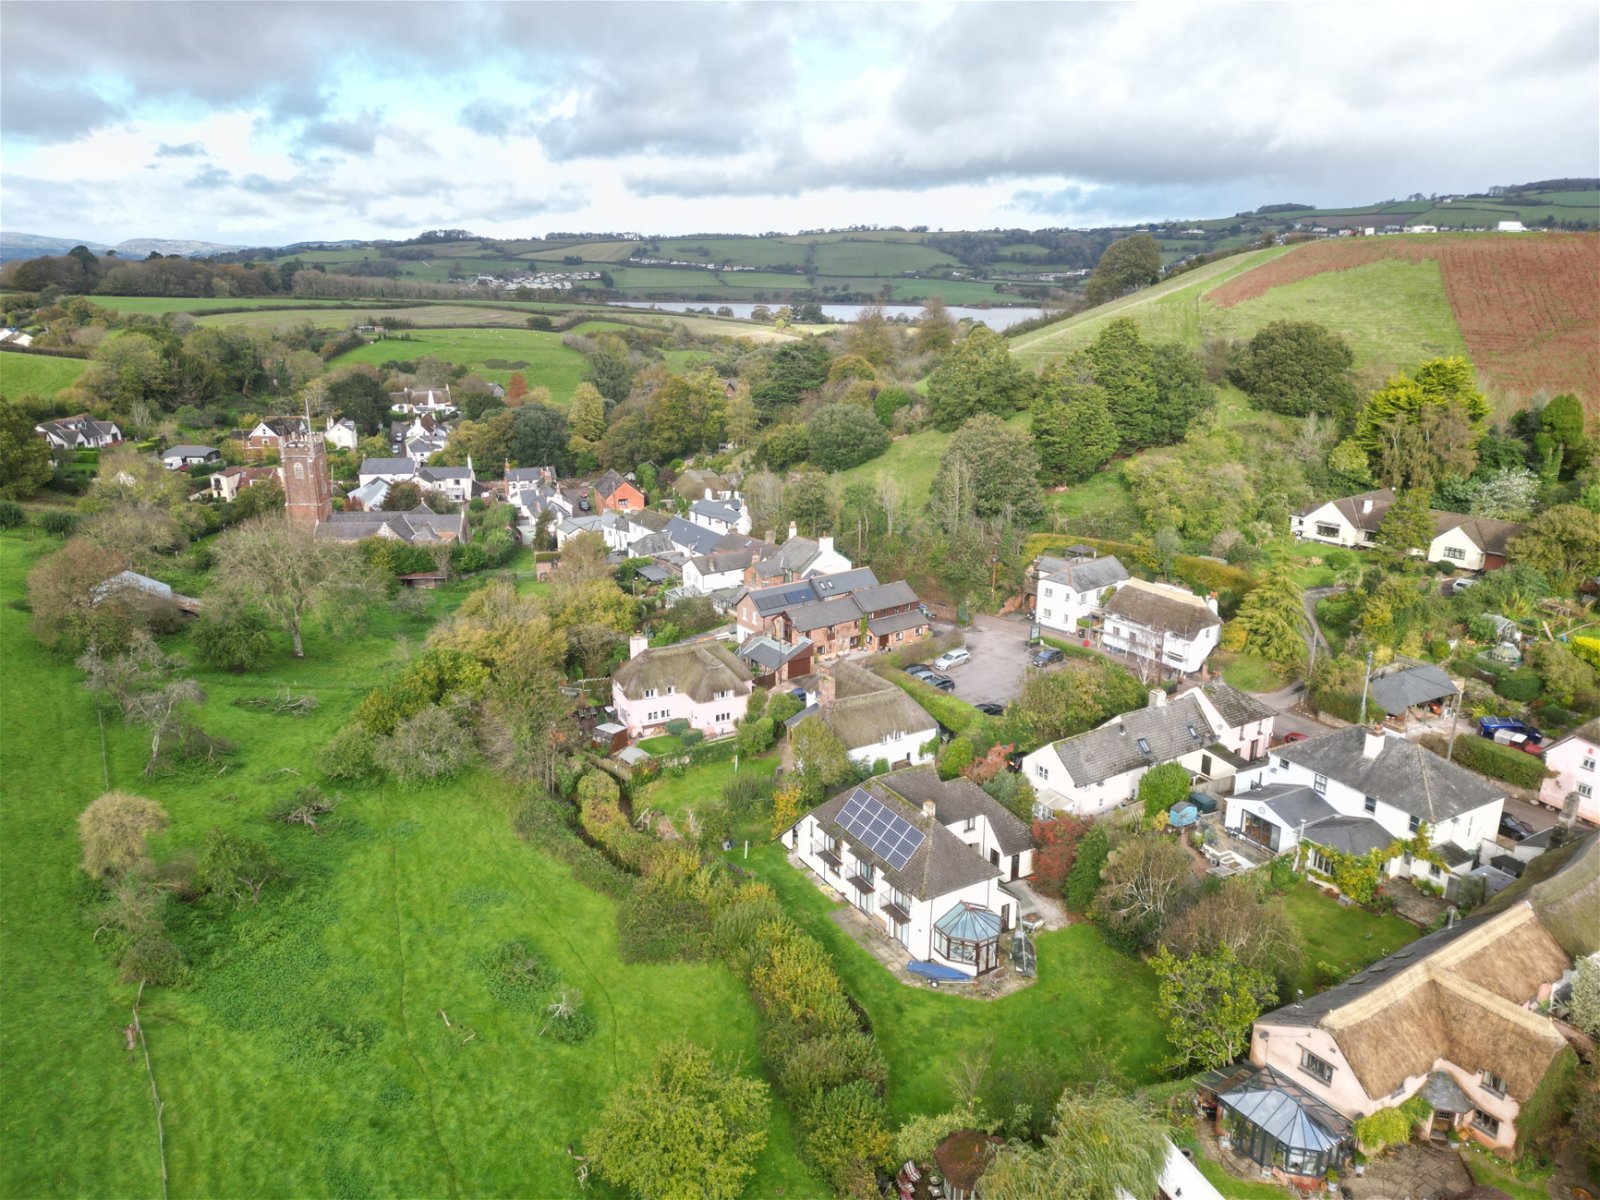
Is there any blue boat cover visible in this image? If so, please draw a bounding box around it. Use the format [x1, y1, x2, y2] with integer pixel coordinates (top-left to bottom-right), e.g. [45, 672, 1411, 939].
[908, 960, 969, 982]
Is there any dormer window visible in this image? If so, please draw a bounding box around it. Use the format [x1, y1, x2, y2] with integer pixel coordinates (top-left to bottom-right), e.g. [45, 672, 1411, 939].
[1480, 1070, 1506, 1098]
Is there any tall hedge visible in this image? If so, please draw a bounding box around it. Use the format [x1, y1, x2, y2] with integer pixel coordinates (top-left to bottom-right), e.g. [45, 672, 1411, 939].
[1419, 734, 1551, 790]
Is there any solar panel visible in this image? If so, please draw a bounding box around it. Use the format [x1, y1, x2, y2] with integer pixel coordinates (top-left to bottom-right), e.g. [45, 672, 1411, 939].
[785, 589, 811, 604]
[836, 788, 924, 872]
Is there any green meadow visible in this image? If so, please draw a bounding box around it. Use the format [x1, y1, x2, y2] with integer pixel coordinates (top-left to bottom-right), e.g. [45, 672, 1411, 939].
[329, 328, 594, 401]
[0, 351, 89, 397]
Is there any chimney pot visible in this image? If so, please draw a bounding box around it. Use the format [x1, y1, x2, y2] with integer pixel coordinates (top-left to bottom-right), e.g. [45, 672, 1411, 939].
[629, 633, 649, 659]
[704, 487, 713, 500]
[922, 799, 937, 821]
[1362, 726, 1386, 760]
[1148, 689, 1166, 709]
[816, 671, 836, 706]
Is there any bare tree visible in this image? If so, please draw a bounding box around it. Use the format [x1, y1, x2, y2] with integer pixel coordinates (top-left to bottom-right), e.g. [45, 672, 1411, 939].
[212, 516, 374, 658]
[78, 792, 170, 879]
[124, 680, 205, 776]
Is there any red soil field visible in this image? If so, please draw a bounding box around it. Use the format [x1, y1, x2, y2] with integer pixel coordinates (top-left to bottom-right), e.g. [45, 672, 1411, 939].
[1210, 235, 1600, 407]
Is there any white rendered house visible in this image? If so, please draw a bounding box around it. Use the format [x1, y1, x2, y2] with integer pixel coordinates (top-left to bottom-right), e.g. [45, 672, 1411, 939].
[1101, 579, 1222, 676]
[1034, 553, 1128, 636]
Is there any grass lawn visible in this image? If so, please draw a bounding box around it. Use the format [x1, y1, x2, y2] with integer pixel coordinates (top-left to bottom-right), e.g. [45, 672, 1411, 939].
[1272, 540, 1340, 589]
[0, 532, 821, 1198]
[196, 303, 549, 332]
[1458, 1142, 1553, 1200]
[636, 757, 782, 843]
[0, 351, 88, 397]
[329, 327, 593, 403]
[636, 734, 685, 755]
[1215, 651, 1293, 694]
[736, 843, 1170, 1120]
[91, 295, 364, 315]
[1279, 882, 1418, 996]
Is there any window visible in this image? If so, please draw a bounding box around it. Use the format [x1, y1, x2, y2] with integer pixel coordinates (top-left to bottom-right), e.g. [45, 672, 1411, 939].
[1299, 1048, 1335, 1085]
[1315, 523, 1340, 539]
[713, 689, 730, 701]
[1364, 529, 1378, 541]
[1278, 757, 1290, 770]
[1364, 795, 1378, 814]
[1430, 863, 1441, 878]
[963, 816, 976, 833]
[1408, 815, 1421, 834]
[715, 712, 730, 723]
[1472, 1110, 1501, 1137]
[1444, 546, 1466, 561]
[293, 462, 305, 480]
[1480, 1070, 1507, 1098]
[1313, 773, 1328, 796]
[1582, 757, 1596, 772]
[665, 686, 676, 695]
[1034, 763, 1049, 781]
[1305, 847, 1334, 876]
[1580, 783, 1594, 799]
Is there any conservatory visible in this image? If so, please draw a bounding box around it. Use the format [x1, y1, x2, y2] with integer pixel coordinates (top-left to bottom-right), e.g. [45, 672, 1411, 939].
[1216, 1066, 1351, 1181]
[932, 902, 1002, 976]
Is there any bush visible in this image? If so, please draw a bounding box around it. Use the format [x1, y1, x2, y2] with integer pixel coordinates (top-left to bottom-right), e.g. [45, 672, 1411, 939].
[617, 885, 715, 963]
[808, 404, 890, 471]
[1495, 668, 1542, 702]
[1139, 762, 1191, 822]
[765, 692, 805, 725]
[1420, 733, 1550, 789]
[1064, 824, 1110, 912]
[680, 729, 705, 748]
[937, 737, 974, 780]
[375, 704, 477, 786]
[38, 510, 76, 537]
[192, 605, 274, 672]
[664, 717, 691, 737]
[722, 772, 775, 814]
[799, 1081, 894, 1200]
[478, 939, 558, 1010]
[0, 500, 23, 528]
[735, 715, 776, 757]
[318, 724, 379, 782]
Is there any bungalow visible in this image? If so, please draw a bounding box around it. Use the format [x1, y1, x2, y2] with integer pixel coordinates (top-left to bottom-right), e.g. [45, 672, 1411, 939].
[1244, 872, 1591, 1161]
[1224, 727, 1504, 892]
[1021, 682, 1275, 818]
[1101, 579, 1221, 677]
[387, 385, 456, 416]
[1538, 716, 1600, 825]
[592, 468, 645, 513]
[1291, 489, 1394, 549]
[1428, 513, 1524, 572]
[244, 416, 309, 456]
[34, 413, 123, 451]
[794, 660, 940, 770]
[784, 767, 1035, 976]
[1033, 552, 1129, 636]
[610, 634, 752, 739]
[160, 445, 221, 470]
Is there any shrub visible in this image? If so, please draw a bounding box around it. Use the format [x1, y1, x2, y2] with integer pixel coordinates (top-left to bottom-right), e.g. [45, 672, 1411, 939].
[478, 939, 558, 1010]
[664, 717, 690, 737]
[1420, 733, 1550, 790]
[192, 605, 274, 673]
[937, 737, 974, 780]
[1031, 815, 1093, 897]
[1063, 824, 1110, 912]
[317, 724, 379, 782]
[679, 729, 705, 748]
[78, 792, 169, 880]
[0, 500, 23, 528]
[735, 715, 776, 757]
[1138, 762, 1191, 822]
[721, 771, 775, 814]
[375, 704, 477, 787]
[799, 1081, 894, 1200]
[1495, 668, 1542, 703]
[772, 1027, 887, 1101]
[38, 510, 77, 537]
[765, 692, 805, 725]
[617, 885, 715, 963]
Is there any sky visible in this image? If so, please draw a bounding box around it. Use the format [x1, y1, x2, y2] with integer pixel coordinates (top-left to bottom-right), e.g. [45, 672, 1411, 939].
[2, 1, 1597, 247]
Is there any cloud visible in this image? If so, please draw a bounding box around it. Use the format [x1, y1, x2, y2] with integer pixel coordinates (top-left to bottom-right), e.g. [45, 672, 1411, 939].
[299, 110, 384, 156]
[155, 141, 207, 158]
[185, 166, 233, 190]
[458, 99, 538, 141]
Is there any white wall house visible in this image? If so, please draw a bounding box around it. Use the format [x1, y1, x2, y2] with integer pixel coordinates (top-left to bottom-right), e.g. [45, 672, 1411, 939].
[785, 770, 1034, 977]
[682, 545, 764, 596]
[1427, 514, 1524, 573]
[1021, 682, 1275, 818]
[800, 662, 939, 770]
[1101, 579, 1221, 676]
[688, 492, 752, 537]
[161, 445, 221, 469]
[326, 418, 361, 451]
[610, 634, 753, 739]
[1291, 489, 1394, 549]
[1225, 727, 1504, 887]
[357, 457, 475, 505]
[1539, 717, 1600, 825]
[1033, 554, 1128, 636]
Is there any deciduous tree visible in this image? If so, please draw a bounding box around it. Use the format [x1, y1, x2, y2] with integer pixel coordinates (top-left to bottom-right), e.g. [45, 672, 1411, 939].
[212, 516, 373, 658]
[1091, 833, 1194, 950]
[1508, 504, 1600, 594]
[78, 792, 169, 880]
[983, 1084, 1169, 1200]
[1084, 232, 1161, 306]
[809, 403, 889, 471]
[927, 414, 1042, 529]
[793, 716, 854, 788]
[0, 398, 53, 499]
[1153, 944, 1277, 1072]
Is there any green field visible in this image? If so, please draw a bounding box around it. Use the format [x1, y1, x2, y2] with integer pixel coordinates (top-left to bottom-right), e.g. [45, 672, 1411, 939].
[0, 351, 88, 397]
[648, 237, 810, 269]
[0, 534, 822, 1198]
[741, 843, 1168, 1118]
[91, 295, 359, 315]
[330, 327, 594, 400]
[1010, 244, 1472, 389]
[810, 240, 960, 276]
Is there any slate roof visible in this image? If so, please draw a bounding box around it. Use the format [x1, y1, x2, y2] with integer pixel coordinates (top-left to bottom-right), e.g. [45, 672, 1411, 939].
[359, 456, 418, 477]
[849, 579, 920, 613]
[1200, 680, 1277, 728]
[689, 546, 763, 576]
[317, 506, 469, 544]
[1369, 664, 1457, 713]
[36, 413, 122, 444]
[506, 466, 554, 482]
[880, 766, 1032, 857]
[612, 640, 752, 703]
[1275, 727, 1504, 823]
[867, 610, 928, 636]
[1301, 814, 1397, 856]
[736, 635, 812, 672]
[257, 415, 309, 436]
[1433, 512, 1525, 555]
[690, 498, 743, 525]
[1104, 579, 1220, 639]
[1298, 488, 1396, 531]
[803, 781, 1000, 901]
[593, 469, 631, 499]
[1040, 554, 1130, 595]
[750, 536, 822, 578]
[418, 465, 473, 482]
[1047, 694, 1216, 786]
[164, 444, 218, 458]
[746, 578, 823, 615]
[810, 567, 880, 596]
[786, 595, 864, 632]
[1249, 783, 1337, 828]
[665, 516, 724, 557]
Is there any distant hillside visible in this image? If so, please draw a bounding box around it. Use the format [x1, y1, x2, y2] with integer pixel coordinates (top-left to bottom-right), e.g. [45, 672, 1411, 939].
[0, 232, 243, 263]
[1012, 232, 1600, 414]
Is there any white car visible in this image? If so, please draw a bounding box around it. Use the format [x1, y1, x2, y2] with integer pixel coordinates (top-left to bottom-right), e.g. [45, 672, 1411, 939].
[933, 648, 971, 670]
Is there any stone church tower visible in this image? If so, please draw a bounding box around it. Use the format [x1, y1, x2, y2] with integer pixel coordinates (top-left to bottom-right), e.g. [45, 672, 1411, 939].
[281, 424, 332, 528]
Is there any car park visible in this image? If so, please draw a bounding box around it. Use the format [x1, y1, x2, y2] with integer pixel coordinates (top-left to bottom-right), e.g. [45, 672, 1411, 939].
[934, 648, 971, 671]
[1499, 814, 1536, 841]
[974, 702, 1005, 716]
[1029, 645, 1065, 668]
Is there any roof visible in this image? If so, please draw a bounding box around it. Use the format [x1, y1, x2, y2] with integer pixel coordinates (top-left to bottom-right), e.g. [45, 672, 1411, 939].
[1041, 554, 1130, 594]
[1433, 512, 1525, 556]
[867, 609, 928, 636]
[359, 457, 418, 477]
[1219, 1067, 1350, 1153]
[935, 902, 1001, 942]
[785, 595, 863, 632]
[612, 641, 752, 704]
[933, 1131, 1001, 1192]
[347, 480, 390, 508]
[1437, 841, 1476, 867]
[879, 766, 1033, 856]
[1301, 814, 1398, 857]
[1475, 828, 1599, 957]
[1275, 727, 1504, 823]
[163, 444, 218, 458]
[810, 567, 878, 596]
[506, 466, 553, 482]
[1103, 578, 1220, 638]
[315, 507, 468, 544]
[750, 536, 822, 578]
[817, 664, 937, 751]
[593, 468, 632, 499]
[1251, 783, 1338, 828]
[1046, 694, 1216, 787]
[1199, 679, 1276, 728]
[664, 516, 724, 557]
[803, 781, 1000, 901]
[690, 498, 742, 524]
[736, 635, 811, 672]
[1299, 488, 1396, 533]
[848, 579, 919, 613]
[94, 570, 173, 601]
[1547, 716, 1600, 753]
[418, 465, 473, 482]
[1369, 663, 1457, 713]
[1259, 902, 1573, 1101]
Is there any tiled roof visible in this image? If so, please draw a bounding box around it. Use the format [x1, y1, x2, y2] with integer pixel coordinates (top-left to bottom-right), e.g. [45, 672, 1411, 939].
[1041, 555, 1129, 594]
[1199, 680, 1276, 727]
[880, 767, 1032, 857]
[804, 781, 999, 901]
[1049, 694, 1216, 786]
[1368, 664, 1457, 713]
[1275, 728, 1503, 822]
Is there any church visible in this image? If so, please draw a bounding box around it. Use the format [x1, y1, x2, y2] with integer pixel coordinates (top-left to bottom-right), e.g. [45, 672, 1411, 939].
[282, 423, 470, 545]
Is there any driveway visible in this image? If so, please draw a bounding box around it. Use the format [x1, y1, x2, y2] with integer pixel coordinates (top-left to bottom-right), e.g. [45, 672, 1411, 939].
[937, 614, 1035, 707]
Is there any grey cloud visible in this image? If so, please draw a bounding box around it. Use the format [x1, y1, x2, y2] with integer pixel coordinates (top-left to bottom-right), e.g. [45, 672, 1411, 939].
[473, 188, 589, 223]
[459, 99, 538, 141]
[186, 166, 234, 190]
[0, 81, 118, 139]
[299, 110, 384, 156]
[155, 141, 207, 158]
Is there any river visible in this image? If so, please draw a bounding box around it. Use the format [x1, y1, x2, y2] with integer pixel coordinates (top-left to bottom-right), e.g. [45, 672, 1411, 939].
[605, 300, 1048, 331]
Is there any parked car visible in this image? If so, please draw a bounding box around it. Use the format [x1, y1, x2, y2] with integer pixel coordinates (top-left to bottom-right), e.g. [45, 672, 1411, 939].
[904, 663, 936, 680]
[974, 702, 1005, 716]
[934, 648, 971, 671]
[1479, 716, 1542, 744]
[1499, 813, 1536, 842]
[1030, 645, 1065, 668]
[1449, 577, 1477, 595]
[1280, 732, 1308, 744]
[924, 672, 956, 692]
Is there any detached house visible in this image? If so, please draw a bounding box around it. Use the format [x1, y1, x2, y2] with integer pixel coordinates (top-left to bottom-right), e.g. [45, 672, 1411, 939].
[245, 416, 309, 457]
[688, 491, 752, 536]
[1021, 682, 1275, 818]
[160, 444, 221, 470]
[785, 768, 1035, 976]
[1225, 727, 1504, 892]
[1428, 513, 1524, 572]
[35, 413, 123, 451]
[790, 660, 939, 770]
[611, 634, 753, 739]
[1293, 489, 1522, 572]
[592, 469, 644, 513]
[1033, 552, 1129, 637]
[1291, 489, 1394, 549]
[1101, 579, 1222, 676]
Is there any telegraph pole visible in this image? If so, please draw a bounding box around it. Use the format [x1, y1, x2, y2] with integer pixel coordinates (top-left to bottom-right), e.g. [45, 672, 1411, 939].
[1357, 650, 1374, 725]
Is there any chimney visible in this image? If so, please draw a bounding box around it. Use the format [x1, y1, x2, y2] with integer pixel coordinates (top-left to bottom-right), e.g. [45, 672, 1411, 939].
[1147, 689, 1166, 709]
[704, 487, 714, 500]
[765, 529, 775, 545]
[629, 633, 649, 659]
[1206, 592, 1219, 614]
[1362, 726, 1385, 760]
[818, 535, 834, 555]
[922, 799, 937, 822]
[1118, 719, 1127, 736]
[817, 671, 836, 706]
[788, 521, 798, 540]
